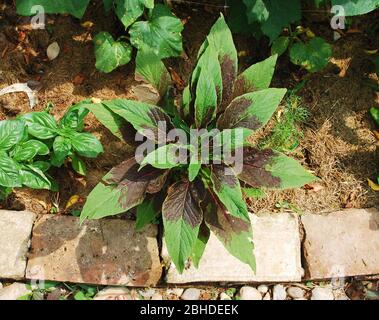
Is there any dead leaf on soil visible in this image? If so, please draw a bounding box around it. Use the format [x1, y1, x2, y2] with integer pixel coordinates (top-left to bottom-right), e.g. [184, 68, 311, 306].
[368, 179, 379, 191]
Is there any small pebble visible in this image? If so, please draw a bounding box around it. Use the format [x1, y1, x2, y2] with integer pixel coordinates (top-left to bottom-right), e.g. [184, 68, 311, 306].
[287, 287, 305, 299]
[239, 286, 262, 300]
[151, 293, 163, 300]
[181, 288, 201, 300]
[333, 289, 350, 300]
[47, 42, 60, 61]
[168, 288, 184, 297]
[311, 287, 334, 300]
[219, 292, 232, 300]
[273, 284, 287, 300]
[257, 285, 269, 294]
[139, 289, 156, 299]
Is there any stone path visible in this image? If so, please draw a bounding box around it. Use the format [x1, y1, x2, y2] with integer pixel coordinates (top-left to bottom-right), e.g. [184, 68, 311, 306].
[0, 208, 378, 300]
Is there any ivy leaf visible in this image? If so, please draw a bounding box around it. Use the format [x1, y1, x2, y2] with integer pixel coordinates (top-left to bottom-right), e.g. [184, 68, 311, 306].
[271, 37, 290, 56]
[163, 179, 204, 273]
[331, 0, 379, 16]
[94, 32, 132, 73]
[16, 0, 90, 19]
[259, 0, 301, 42]
[0, 120, 25, 151]
[289, 37, 332, 73]
[114, 0, 154, 29]
[217, 88, 287, 130]
[129, 4, 183, 59]
[135, 49, 171, 98]
[204, 191, 256, 272]
[243, 0, 269, 24]
[210, 164, 249, 221]
[70, 132, 103, 158]
[22, 112, 58, 140]
[238, 147, 318, 189]
[0, 154, 21, 188]
[234, 55, 278, 98]
[141, 144, 189, 170]
[102, 99, 173, 142]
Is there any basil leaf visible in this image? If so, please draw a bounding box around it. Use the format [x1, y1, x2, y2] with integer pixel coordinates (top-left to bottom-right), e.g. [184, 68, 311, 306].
[70, 132, 103, 158]
[22, 112, 58, 139]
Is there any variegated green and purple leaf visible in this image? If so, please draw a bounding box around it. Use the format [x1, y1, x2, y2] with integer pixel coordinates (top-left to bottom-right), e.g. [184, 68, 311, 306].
[238, 147, 317, 189]
[198, 14, 238, 112]
[80, 157, 166, 221]
[210, 164, 250, 222]
[101, 99, 174, 142]
[135, 48, 172, 99]
[217, 88, 287, 130]
[191, 222, 210, 268]
[204, 190, 256, 272]
[162, 179, 204, 273]
[233, 54, 278, 98]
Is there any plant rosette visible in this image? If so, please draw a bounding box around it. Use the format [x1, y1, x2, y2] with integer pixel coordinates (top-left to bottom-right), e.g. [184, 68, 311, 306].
[79, 15, 318, 273]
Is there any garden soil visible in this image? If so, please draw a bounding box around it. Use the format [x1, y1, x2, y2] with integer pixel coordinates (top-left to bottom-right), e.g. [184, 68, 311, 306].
[0, 0, 378, 215]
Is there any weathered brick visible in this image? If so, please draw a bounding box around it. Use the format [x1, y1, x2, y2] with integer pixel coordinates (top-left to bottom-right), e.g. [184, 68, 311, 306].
[26, 215, 162, 286]
[302, 208, 379, 279]
[0, 210, 36, 279]
[163, 213, 302, 283]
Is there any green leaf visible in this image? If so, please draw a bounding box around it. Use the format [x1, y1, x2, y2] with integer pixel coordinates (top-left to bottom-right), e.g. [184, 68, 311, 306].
[238, 147, 318, 189]
[331, 0, 379, 16]
[71, 154, 87, 176]
[13, 140, 49, 162]
[70, 132, 103, 158]
[289, 37, 332, 73]
[259, 0, 301, 42]
[243, 0, 269, 24]
[242, 187, 266, 198]
[141, 144, 188, 170]
[371, 54, 379, 75]
[210, 164, 249, 221]
[370, 107, 379, 126]
[22, 112, 58, 139]
[103, 0, 114, 12]
[204, 192, 255, 272]
[33, 161, 51, 172]
[102, 99, 173, 142]
[94, 32, 132, 73]
[188, 155, 201, 182]
[271, 36, 290, 56]
[201, 14, 238, 110]
[20, 165, 54, 190]
[0, 120, 25, 151]
[135, 48, 171, 98]
[81, 158, 163, 221]
[0, 154, 21, 187]
[82, 102, 133, 142]
[60, 101, 90, 131]
[212, 128, 252, 153]
[129, 4, 183, 59]
[51, 136, 71, 167]
[217, 88, 287, 130]
[191, 223, 210, 268]
[234, 55, 278, 97]
[16, 0, 90, 19]
[163, 179, 204, 273]
[135, 197, 158, 231]
[114, 0, 154, 29]
[0, 186, 12, 201]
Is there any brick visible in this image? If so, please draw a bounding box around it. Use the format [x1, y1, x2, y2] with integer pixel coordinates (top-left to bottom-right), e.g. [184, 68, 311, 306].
[163, 213, 302, 283]
[0, 210, 36, 279]
[302, 208, 379, 279]
[26, 215, 162, 286]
